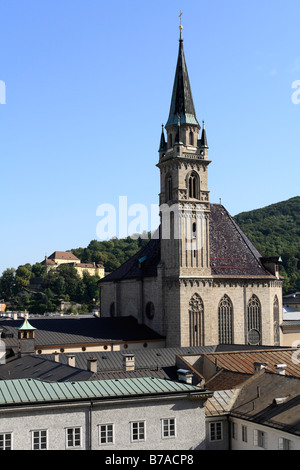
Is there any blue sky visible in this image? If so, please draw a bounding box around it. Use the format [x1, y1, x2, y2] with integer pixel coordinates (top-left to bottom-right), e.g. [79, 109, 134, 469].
[0, 0, 299, 275]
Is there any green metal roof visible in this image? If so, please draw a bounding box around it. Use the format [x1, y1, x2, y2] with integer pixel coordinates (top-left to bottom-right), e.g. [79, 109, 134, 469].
[18, 318, 36, 331]
[0, 377, 206, 406]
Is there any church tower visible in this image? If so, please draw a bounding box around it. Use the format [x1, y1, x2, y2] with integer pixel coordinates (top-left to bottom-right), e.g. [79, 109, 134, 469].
[99, 21, 283, 349]
[158, 24, 211, 279]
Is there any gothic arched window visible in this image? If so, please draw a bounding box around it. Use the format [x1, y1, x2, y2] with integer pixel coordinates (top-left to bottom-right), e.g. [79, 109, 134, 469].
[189, 293, 204, 346]
[166, 174, 172, 201]
[218, 295, 233, 344]
[189, 131, 194, 146]
[273, 295, 280, 345]
[247, 295, 261, 345]
[187, 172, 199, 199]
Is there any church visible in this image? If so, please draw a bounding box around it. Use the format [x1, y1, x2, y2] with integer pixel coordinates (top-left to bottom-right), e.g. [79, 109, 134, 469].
[99, 25, 283, 348]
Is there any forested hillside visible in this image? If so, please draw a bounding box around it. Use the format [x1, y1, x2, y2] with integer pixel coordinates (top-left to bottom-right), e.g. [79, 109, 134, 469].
[234, 196, 300, 294]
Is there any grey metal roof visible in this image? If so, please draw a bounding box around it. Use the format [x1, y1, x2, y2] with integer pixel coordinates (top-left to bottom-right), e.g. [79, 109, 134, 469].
[230, 371, 300, 436]
[0, 376, 206, 406]
[0, 316, 164, 350]
[0, 355, 93, 382]
[205, 389, 239, 416]
[43, 346, 217, 373]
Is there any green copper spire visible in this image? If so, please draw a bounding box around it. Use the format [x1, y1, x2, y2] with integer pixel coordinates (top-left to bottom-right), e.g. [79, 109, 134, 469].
[165, 25, 199, 128]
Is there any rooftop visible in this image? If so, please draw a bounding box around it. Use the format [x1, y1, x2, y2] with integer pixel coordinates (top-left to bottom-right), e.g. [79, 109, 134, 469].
[231, 370, 300, 436]
[0, 376, 209, 407]
[0, 316, 164, 351]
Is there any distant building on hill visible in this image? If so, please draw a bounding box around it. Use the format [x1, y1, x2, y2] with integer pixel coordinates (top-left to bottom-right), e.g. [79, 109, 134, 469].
[41, 251, 105, 279]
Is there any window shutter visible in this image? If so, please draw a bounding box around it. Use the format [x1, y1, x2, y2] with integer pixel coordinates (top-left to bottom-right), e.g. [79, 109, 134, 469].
[278, 438, 284, 450]
[254, 430, 258, 446]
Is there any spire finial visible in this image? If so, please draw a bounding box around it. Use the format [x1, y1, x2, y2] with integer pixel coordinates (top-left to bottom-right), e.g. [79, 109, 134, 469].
[179, 10, 183, 39]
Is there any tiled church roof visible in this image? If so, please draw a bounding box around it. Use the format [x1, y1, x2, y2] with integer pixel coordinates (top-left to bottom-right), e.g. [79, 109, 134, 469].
[100, 204, 274, 283]
[209, 204, 272, 277]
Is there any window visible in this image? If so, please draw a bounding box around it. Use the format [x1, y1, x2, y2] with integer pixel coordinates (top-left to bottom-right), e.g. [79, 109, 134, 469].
[162, 418, 176, 438]
[166, 175, 172, 201]
[110, 302, 115, 317]
[188, 172, 198, 199]
[209, 422, 223, 441]
[145, 301, 155, 320]
[254, 429, 267, 449]
[32, 430, 47, 450]
[0, 432, 12, 450]
[99, 424, 114, 445]
[231, 421, 237, 440]
[278, 437, 293, 450]
[247, 295, 261, 345]
[66, 427, 81, 449]
[242, 425, 248, 443]
[189, 293, 204, 346]
[218, 295, 233, 344]
[273, 295, 280, 345]
[131, 421, 145, 442]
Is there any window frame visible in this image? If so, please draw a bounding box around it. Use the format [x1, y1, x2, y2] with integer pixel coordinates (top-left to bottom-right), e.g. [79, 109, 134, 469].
[98, 423, 114, 446]
[130, 421, 146, 443]
[254, 429, 267, 449]
[161, 418, 176, 439]
[242, 425, 248, 443]
[209, 421, 223, 442]
[278, 437, 293, 450]
[31, 429, 48, 450]
[0, 432, 12, 450]
[65, 426, 82, 449]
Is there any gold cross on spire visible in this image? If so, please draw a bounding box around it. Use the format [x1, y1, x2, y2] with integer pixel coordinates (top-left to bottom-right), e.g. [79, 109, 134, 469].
[179, 10, 183, 24]
[179, 10, 183, 38]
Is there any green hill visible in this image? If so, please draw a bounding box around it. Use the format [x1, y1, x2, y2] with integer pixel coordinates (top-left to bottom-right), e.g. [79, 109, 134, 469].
[234, 196, 300, 294]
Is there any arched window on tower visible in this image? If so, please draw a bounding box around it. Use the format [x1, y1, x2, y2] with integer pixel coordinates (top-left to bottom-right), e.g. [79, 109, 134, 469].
[166, 174, 172, 201]
[247, 295, 262, 345]
[273, 295, 280, 346]
[218, 295, 233, 344]
[189, 293, 204, 346]
[168, 132, 173, 148]
[187, 172, 199, 199]
[189, 131, 194, 146]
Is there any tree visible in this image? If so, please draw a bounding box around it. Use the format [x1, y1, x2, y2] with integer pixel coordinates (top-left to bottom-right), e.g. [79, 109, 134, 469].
[0, 268, 16, 300]
[15, 265, 32, 289]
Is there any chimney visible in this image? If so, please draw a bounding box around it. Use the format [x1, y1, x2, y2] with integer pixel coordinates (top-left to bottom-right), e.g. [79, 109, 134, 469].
[67, 354, 76, 368]
[122, 353, 135, 372]
[87, 357, 98, 373]
[177, 369, 193, 384]
[275, 364, 287, 375]
[253, 362, 268, 373]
